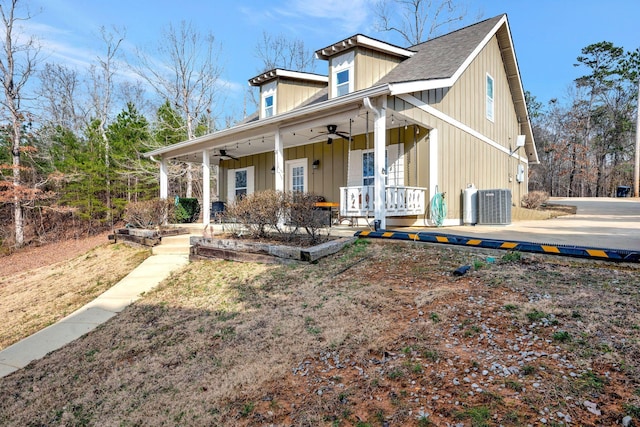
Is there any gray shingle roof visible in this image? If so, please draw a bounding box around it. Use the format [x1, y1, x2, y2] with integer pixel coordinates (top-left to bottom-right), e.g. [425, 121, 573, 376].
[377, 15, 505, 84]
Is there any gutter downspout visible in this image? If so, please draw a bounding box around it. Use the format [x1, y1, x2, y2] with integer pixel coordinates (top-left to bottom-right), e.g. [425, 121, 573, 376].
[363, 96, 387, 230]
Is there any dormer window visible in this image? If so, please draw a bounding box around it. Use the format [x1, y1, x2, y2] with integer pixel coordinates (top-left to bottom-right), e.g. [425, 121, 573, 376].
[261, 81, 276, 119]
[249, 69, 328, 118]
[336, 70, 350, 97]
[331, 51, 354, 98]
[264, 95, 274, 118]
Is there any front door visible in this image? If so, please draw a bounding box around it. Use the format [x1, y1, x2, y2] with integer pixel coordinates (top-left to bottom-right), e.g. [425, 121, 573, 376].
[286, 158, 307, 193]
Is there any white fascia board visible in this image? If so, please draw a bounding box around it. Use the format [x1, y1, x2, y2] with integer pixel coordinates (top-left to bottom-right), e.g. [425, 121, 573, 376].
[399, 93, 528, 164]
[354, 35, 415, 58]
[248, 69, 328, 86]
[499, 20, 538, 163]
[449, 15, 507, 86]
[389, 78, 455, 95]
[316, 34, 415, 60]
[145, 84, 391, 159]
[275, 69, 328, 83]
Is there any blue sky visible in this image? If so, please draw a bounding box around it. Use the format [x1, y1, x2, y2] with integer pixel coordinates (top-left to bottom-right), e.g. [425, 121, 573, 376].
[23, 0, 640, 119]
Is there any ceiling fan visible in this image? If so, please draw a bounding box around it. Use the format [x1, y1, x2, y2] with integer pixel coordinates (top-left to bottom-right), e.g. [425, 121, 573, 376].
[310, 124, 351, 144]
[213, 149, 239, 161]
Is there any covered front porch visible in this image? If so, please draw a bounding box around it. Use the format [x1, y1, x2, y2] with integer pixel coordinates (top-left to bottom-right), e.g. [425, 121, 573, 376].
[151, 92, 435, 229]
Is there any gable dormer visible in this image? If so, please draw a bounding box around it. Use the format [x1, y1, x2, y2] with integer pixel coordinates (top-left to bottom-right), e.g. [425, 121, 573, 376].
[249, 69, 328, 119]
[315, 34, 415, 99]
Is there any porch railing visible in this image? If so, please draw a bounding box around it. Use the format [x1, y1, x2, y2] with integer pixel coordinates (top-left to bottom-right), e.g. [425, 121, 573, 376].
[339, 186, 426, 217]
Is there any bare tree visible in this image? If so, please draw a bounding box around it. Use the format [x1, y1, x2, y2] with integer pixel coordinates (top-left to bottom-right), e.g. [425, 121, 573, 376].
[375, 0, 467, 45]
[255, 31, 316, 73]
[133, 20, 223, 198]
[88, 26, 125, 223]
[38, 63, 83, 133]
[0, 0, 39, 247]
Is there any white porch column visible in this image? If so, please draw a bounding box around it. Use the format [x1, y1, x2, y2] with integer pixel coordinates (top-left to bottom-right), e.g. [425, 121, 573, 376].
[159, 158, 168, 199]
[274, 128, 284, 192]
[202, 150, 211, 226]
[374, 96, 387, 229]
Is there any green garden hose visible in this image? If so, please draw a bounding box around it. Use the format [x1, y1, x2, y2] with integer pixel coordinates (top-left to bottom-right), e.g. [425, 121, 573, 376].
[430, 188, 446, 227]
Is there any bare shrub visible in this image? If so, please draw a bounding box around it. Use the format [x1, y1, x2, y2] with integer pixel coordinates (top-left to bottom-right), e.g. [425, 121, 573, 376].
[286, 192, 327, 243]
[521, 191, 549, 209]
[123, 199, 175, 229]
[224, 190, 284, 238]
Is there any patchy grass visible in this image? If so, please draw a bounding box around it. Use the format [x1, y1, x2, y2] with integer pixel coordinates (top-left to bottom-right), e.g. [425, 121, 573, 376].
[0, 240, 639, 426]
[0, 243, 149, 350]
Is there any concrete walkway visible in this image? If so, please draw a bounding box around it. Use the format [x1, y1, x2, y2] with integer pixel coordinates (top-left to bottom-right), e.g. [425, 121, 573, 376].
[443, 197, 640, 251]
[0, 248, 189, 378]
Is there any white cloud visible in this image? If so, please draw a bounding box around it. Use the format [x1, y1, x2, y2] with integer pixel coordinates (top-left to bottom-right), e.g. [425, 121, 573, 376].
[284, 0, 373, 32]
[243, 0, 376, 38]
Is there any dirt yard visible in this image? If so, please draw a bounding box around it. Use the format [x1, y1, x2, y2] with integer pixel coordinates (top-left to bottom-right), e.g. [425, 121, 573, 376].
[0, 238, 639, 426]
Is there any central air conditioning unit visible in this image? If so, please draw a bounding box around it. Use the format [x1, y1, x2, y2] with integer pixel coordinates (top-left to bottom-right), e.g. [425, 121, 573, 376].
[477, 189, 512, 225]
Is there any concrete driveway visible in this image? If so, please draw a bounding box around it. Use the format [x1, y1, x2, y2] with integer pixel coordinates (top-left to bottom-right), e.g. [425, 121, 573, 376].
[444, 197, 640, 251]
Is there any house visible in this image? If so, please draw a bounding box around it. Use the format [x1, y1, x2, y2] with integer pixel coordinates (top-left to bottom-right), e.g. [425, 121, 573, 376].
[145, 14, 538, 229]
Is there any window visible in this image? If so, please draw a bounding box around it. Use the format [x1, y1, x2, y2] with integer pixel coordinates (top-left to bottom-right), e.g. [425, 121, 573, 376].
[486, 73, 494, 122]
[264, 95, 274, 118]
[261, 81, 276, 119]
[291, 166, 304, 192]
[336, 69, 350, 97]
[331, 51, 354, 98]
[235, 170, 247, 197]
[362, 151, 374, 186]
[348, 145, 403, 188]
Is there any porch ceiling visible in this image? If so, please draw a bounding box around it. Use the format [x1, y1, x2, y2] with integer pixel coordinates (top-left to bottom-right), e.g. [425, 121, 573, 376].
[169, 105, 423, 164]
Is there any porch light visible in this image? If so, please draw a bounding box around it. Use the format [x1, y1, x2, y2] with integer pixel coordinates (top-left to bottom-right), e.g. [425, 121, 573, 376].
[271, 166, 275, 174]
[312, 159, 320, 169]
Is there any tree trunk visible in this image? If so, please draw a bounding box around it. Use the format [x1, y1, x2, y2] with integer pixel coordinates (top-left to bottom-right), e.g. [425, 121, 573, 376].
[13, 139, 24, 246]
[568, 144, 577, 196]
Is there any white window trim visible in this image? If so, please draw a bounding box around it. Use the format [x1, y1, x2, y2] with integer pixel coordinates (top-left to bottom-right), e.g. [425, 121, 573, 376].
[286, 158, 308, 193]
[486, 73, 494, 122]
[227, 166, 255, 203]
[362, 150, 375, 186]
[331, 51, 354, 98]
[264, 94, 274, 118]
[261, 81, 277, 119]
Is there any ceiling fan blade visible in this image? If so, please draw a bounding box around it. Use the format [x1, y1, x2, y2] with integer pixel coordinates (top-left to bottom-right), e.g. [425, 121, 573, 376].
[219, 149, 239, 160]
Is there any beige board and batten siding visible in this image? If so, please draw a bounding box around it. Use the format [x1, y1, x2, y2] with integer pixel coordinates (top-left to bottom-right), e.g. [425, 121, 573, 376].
[220, 139, 350, 204]
[327, 47, 403, 97]
[354, 48, 403, 91]
[391, 34, 527, 220]
[276, 78, 327, 114]
[219, 152, 274, 196]
[219, 127, 423, 208]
